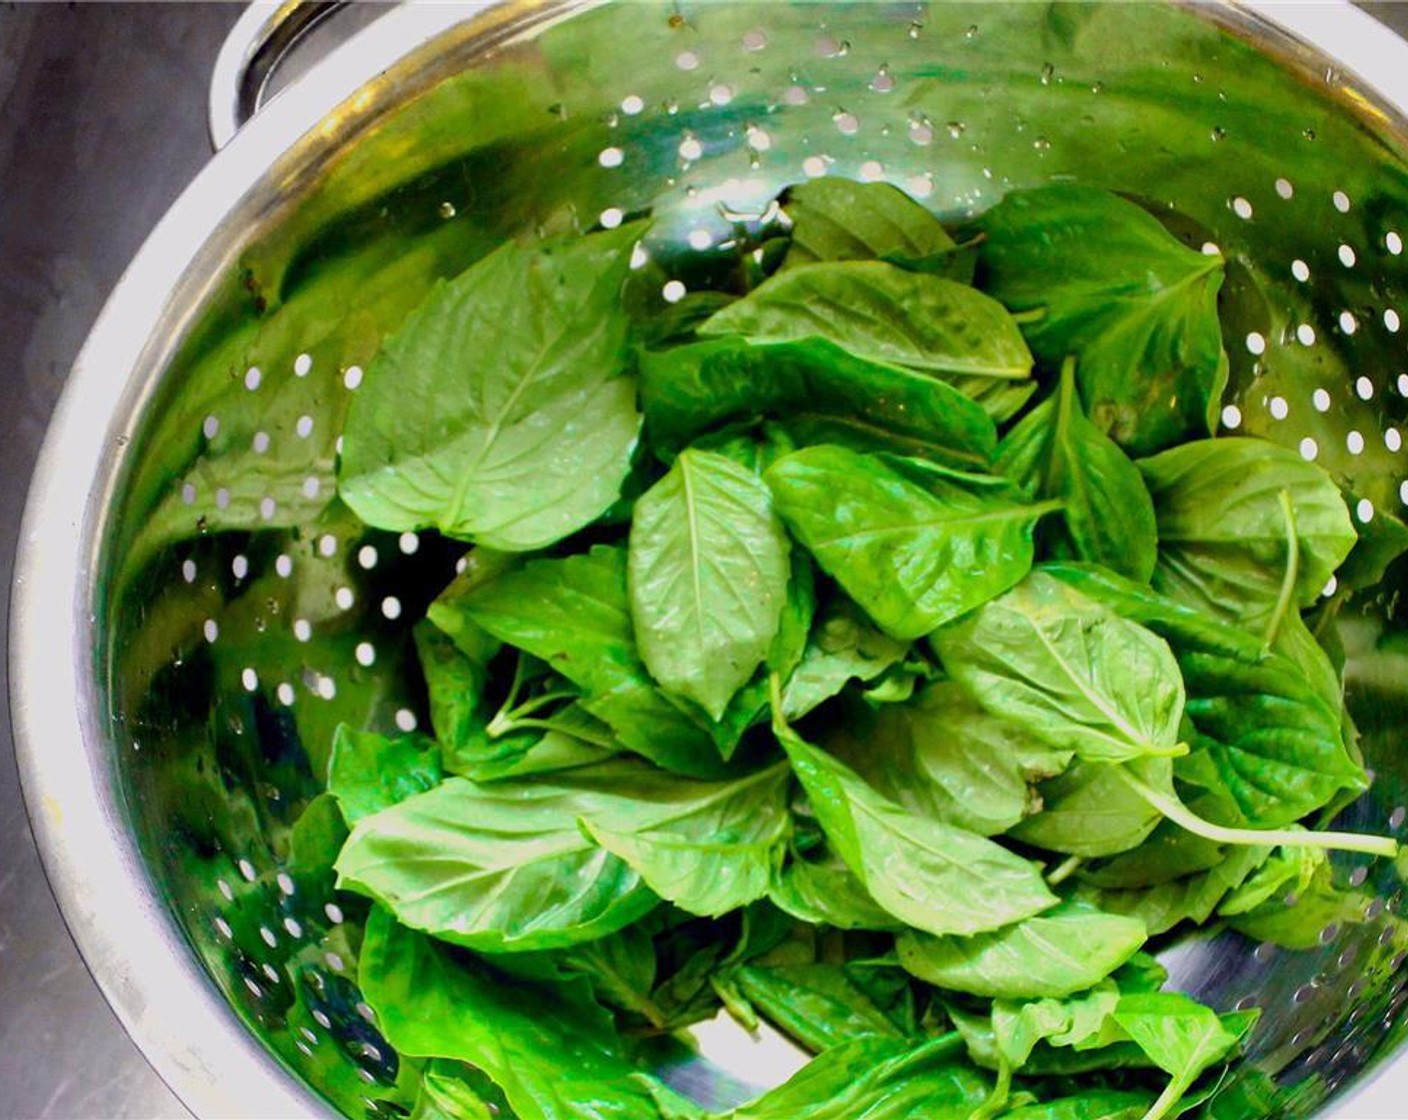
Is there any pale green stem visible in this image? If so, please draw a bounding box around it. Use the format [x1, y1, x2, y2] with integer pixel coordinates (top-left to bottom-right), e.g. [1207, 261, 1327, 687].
[1139, 1073, 1191, 1120]
[1261, 489, 1299, 652]
[1117, 766, 1398, 858]
[1046, 854, 1084, 887]
[490, 716, 616, 750]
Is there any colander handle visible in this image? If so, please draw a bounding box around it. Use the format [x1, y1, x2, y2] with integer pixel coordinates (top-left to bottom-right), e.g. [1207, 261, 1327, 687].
[208, 0, 353, 150]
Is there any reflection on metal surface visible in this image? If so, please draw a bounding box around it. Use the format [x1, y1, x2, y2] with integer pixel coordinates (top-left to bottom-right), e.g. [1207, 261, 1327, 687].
[14, 1, 1408, 1117]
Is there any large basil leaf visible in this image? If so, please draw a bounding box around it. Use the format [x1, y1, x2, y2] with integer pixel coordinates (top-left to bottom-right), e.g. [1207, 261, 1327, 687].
[1010, 759, 1170, 859]
[639, 336, 997, 469]
[827, 682, 1071, 836]
[358, 908, 669, 1120]
[779, 593, 910, 720]
[337, 759, 790, 949]
[896, 900, 1147, 999]
[731, 961, 917, 1053]
[1138, 438, 1357, 623]
[773, 710, 1057, 936]
[701, 261, 1032, 382]
[339, 226, 642, 549]
[720, 1034, 988, 1120]
[780, 178, 958, 268]
[931, 572, 1185, 763]
[628, 449, 791, 719]
[997, 359, 1158, 582]
[1111, 994, 1258, 1120]
[767, 446, 1055, 640]
[975, 184, 1226, 454]
[327, 726, 443, 824]
[454, 545, 725, 777]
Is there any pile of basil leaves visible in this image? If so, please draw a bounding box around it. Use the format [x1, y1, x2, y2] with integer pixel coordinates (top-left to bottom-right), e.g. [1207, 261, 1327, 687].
[318, 181, 1402, 1120]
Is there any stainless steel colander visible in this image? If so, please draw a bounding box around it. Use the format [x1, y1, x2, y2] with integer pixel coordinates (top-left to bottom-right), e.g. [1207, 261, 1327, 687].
[14, 2, 1408, 1117]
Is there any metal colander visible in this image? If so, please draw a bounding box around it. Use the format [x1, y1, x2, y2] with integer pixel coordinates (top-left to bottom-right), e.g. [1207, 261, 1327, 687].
[14, 2, 1408, 1117]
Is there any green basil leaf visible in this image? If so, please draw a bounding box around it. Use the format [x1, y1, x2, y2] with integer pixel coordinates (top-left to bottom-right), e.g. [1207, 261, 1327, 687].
[826, 682, 1071, 836]
[411, 1061, 504, 1120]
[896, 900, 1147, 1000]
[723, 1034, 988, 1120]
[770, 846, 903, 932]
[455, 545, 725, 777]
[1139, 438, 1357, 622]
[997, 360, 1158, 582]
[339, 227, 643, 549]
[948, 1003, 1152, 1078]
[1001, 1090, 1155, 1120]
[1215, 845, 1324, 917]
[780, 593, 911, 719]
[1335, 496, 1408, 591]
[992, 982, 1123, 1066]
[327, 726, 442, 824]
[773, 713, 1057, 935]
[731, 961, 916, 1053]
[767, 446, 1054, 640]
[975, 184, 1226, 454]
[413, 620, 495, 758]
[640, 336, 997, 469]
[780, 178, 958, 268]
[932, 572, 1186, 763]
[359, 907, 666, 1120]
[1010, 759, 1170, 858]
[445, 702, 621, 783]
[701, 261, 1032, 381]
[629, 449, 791, 719]
[1221, 856, 1371, 950]
[1078, 843, 1268, 937]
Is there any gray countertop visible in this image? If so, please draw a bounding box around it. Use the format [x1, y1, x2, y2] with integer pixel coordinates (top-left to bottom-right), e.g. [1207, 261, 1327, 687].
[6, 4, 1408, 1120]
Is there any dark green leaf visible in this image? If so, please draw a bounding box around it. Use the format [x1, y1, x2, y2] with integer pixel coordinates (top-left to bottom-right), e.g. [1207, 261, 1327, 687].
[1139, 438, 1357, 623]
[328, 726, 443, 824]
[767, 446, 1055, 640]
[896, 900, 1147, 999]
[413, 620, 494, 758]
[1335, 497, 1408, 591]
[732, 961, 916, 1053]
[629, 449, 791, 719]
[976, 184, 1226, 454]
[701, 261, 1032, 381]
[358, 907, 666, 1120]
[339, 226, 643, 549]
[931, 572, 1186, 763]
[780, 178, 957, 268]
[997, 359, 1158, 581]
[773, 710, 1057, 936]
[639, 336, 997, 469]
[826, 682, 1071, 836]
[445, 702, 621, 783]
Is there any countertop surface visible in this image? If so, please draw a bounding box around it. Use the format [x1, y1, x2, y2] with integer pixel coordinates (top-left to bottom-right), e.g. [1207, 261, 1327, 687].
[5, 4, 1408, 1120]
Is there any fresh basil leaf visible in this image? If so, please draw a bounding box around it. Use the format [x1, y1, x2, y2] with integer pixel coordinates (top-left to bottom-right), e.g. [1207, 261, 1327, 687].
[1138, 438, 1357, 623]
[1079, 843, 1268, 937]
[413, 620, 494, 758]
[722, 1034, 988, 1120]
[780, 177, 957, 268]
[826, 682, 1071, 836]
[1221, 856, 1371, 949]
[1010, 759, 1170, 858]
[507, 924, 663, 1027]
[954, 375, 1041, 425]
[897, 900, 1147, 1000]
[770, 845, 903, 932]
[701, 261, 1032, 381]
[1076, 817, 1227, 890]
[339, 226, 643, 549]
[932, 572, 1186, 763]
[731, 961, 916, 1053]
[991, 981, 1122, 1066]
[1111, 993, 1258, 1120]
[328, 726, 443, 824]
[629, 449, 791, 719]
[1215, 845, 1323, 918]
[359, 907, 668, 1120]
[410, 1061, 504, 1120]
[1001, 1090, 1155, 1120]
[948, 1002, 1152, 1077]
[454, 545, 726, 777]
[639, 336, 997, 469]
[773, 704, 1057, 935]
[780, 593, 910, 719]
[975, 184, 1226, 454]
[767, 446, 1055, 640]
[286, 792, 349, 886]
[446, 702, 621, 783]
[997, 359, 1158, 582]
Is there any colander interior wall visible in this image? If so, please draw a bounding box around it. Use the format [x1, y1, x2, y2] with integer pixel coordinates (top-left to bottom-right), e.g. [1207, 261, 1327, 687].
[93, 2, 1408, 1116]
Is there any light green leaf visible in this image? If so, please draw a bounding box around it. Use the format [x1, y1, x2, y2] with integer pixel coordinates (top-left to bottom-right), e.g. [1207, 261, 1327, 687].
[767, 446, 1055, 640]
[327, 726, 443, 824]
[772, 700, 1057, 936]
[780, 593, 910, 720]
[997, 359, 1158, 582]
[629, 449, 791, 719]
[896, 900, 1147, 1000]
[339, 226, 643, 549]
[770, 846, 902, 932]
[780, 177, 958, 268]
[932, 572, 1186, 763]
[976, 183, 1226, 454]
[1010, 759, 1170, 859]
